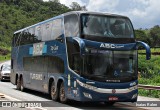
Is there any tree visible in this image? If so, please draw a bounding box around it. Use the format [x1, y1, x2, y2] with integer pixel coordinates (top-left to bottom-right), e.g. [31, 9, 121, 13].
[49, 0, 59, 2]
[0, 0, 70, 48]
[149, 25, 160, 47]
[70, 2, 87, 11]
[135, 30, 151, 46]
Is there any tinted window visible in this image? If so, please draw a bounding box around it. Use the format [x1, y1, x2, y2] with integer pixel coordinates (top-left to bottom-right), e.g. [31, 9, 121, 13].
[13, 32, 21, 46]
[83, 49, 137, 82]
[2, 66, 11, 71]
[13, 18, 63, 46]
[23, 56, 64, 73]
[51, 19, 62, 40]
[47, 56, 64, 73]
[64, 14, 79, 37]
[66, 39, 82, 74]
[20, 29, 40, 45]
[81, 14, 134, 38]
[35, 25, 42, 41]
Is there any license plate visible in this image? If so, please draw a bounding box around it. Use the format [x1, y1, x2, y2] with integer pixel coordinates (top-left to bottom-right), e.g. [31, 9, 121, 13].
[109, 97, 118, 101]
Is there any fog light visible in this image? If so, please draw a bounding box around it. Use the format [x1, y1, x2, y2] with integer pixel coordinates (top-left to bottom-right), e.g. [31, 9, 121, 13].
[132, 93, 137, 99]
[83, 92, 92, 99]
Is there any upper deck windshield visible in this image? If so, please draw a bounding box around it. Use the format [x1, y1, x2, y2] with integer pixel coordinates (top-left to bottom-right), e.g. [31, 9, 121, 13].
[81, 14, 134, 38]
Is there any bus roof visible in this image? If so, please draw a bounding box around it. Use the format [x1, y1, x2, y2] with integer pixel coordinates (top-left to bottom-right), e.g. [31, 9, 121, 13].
[14, 11, 128, 34]
[64, 11, 127, 17]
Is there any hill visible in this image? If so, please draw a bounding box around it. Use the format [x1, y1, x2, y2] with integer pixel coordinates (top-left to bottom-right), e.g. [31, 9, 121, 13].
[0, 0, 71, 48]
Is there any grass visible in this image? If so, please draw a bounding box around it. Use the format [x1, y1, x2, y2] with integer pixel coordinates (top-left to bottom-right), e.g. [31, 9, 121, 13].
[0, 54, 11, 62]
[138, 52, 160, 98]
[139, 77, 160, 86]
[138, 89, 160, 98]
[138, 48, 160, 53]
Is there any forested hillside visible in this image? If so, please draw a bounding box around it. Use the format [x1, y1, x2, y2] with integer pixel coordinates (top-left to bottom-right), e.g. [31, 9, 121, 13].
[135, 25, 160, 47]
[0, 0, 70, 48]
[0, 0, 160, 48]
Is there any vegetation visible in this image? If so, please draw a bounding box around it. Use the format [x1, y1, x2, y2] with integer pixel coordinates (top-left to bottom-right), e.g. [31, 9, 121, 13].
[135, 25, 160, 47]
[70, 2, 87, 11]
[0, 53, 10, 62]
[0, 0, 85, 60]
[0, 0, 71, 49]
[138, 89, 159, 98]
[138, 54, 160, 98]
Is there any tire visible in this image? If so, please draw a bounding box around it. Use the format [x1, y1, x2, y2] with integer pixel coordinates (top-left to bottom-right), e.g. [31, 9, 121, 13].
[59, 82, 68, 103]
[20, 77, 25, 92]
[104, 102, 115, 106]
[16, 77, 21, 90]
[50, 81, 59, 101]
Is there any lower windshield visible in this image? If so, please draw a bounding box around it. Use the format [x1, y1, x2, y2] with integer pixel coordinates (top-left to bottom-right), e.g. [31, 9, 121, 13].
[81, 14, 134, 38]
[83, 49, 137, 82]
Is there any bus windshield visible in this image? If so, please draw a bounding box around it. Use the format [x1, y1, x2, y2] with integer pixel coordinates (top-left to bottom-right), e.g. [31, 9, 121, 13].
[82, 49, 137, 82]
[81, 14, 134, 38]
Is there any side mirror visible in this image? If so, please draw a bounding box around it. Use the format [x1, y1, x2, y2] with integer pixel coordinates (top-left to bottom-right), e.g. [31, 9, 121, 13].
[136, 41, 151, 60]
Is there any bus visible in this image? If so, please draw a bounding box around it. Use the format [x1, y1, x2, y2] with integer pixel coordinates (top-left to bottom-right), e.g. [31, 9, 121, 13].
[11, 11, 151, 104]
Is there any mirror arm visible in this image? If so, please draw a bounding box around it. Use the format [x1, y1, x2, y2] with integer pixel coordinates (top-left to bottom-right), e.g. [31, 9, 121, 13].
[136, 41, 151, 60]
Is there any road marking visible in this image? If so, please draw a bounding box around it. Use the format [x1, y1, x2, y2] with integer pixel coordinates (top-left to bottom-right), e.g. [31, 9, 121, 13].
[0, 92, 47, 110]
[0, 93, 20, 101]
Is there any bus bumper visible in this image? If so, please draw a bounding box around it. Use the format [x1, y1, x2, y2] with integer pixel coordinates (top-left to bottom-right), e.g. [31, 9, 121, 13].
[78, 88, 138, 102]
[68, 80, 138, 102]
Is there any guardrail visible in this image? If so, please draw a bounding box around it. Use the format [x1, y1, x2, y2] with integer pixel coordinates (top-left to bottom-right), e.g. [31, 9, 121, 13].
[138, 84, 160, 96]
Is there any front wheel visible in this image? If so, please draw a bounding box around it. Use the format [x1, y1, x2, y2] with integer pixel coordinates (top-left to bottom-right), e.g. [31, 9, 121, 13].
[59, 82, 68, 103]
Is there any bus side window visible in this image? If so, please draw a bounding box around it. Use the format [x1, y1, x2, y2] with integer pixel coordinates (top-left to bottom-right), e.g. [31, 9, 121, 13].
[14, 32, 22, 47]
[51, 19, 63, 41]
[64, 14, 79, 37]
[42, 21, 52, 41]
[35, 25, 42, 41]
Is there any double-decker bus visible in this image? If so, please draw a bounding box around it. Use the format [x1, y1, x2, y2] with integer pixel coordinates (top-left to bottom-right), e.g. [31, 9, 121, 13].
[11, 11, 151, 104]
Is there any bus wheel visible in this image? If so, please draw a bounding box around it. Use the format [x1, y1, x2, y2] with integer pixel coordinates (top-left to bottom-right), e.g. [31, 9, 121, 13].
[104, 102, 115, 106]
[20, 77, 25, 92]
[16, 78, 21, 90]
[59, 82, 68, 103]
[50, 81, 58, 101]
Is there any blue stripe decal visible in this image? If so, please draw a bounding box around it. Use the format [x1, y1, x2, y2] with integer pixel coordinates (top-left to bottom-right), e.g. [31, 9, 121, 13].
[43, 45, 47, 53]
[29, 47, 33, 55]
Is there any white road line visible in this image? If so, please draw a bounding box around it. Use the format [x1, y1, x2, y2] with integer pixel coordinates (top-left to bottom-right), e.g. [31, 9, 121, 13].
[0, 93, 47, 110]
[1, 94, 21, 101]
[0, 93, 82, 110]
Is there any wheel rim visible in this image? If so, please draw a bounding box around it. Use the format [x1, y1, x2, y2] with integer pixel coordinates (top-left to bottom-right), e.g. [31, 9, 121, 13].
[60, 84, 65, 101]
[51, 82, 56, 99]
[16, 78, 20, 89]
[21, 78, 23, 91]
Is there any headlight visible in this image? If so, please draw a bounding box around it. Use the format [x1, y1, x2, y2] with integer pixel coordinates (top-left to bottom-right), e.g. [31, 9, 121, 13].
[85, 47, 89, 53]
[132, 93, 138, 99]
[77, 80, 97, 90]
